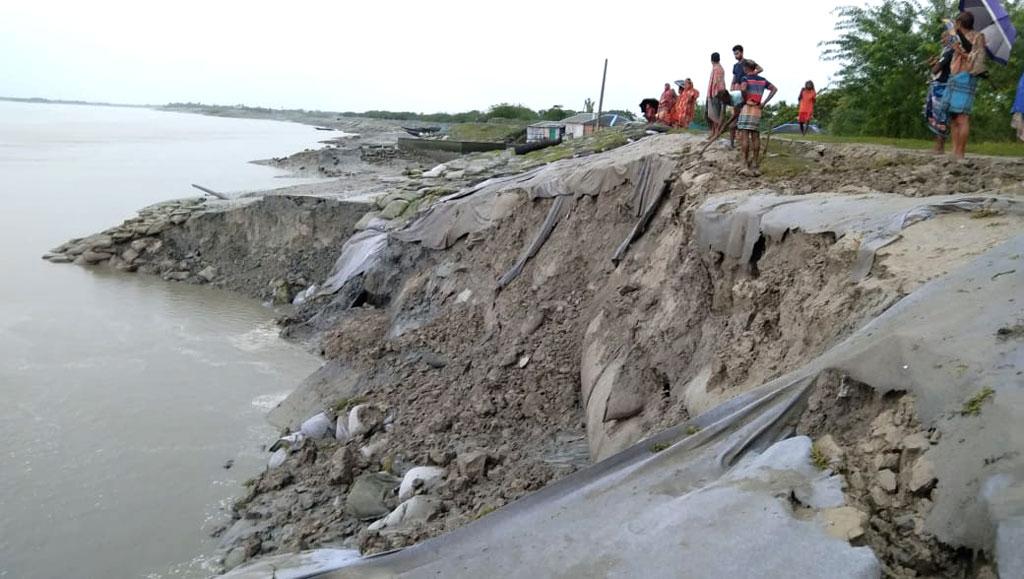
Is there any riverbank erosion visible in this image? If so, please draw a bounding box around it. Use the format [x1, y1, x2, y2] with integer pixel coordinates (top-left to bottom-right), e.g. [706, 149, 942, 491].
[47, 132, 1024, 577]
[44, 195, 368, 303]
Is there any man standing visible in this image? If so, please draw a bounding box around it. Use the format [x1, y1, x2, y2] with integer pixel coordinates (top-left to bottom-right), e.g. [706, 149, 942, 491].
[707, 53, 727, 135]
[730, 45, 762, 146]
[737, 60, 777, 172]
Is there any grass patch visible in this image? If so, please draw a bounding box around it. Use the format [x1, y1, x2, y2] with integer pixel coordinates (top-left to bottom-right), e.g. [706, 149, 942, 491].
[760, 140, 816, 179]
[970, 208, 1004, 219]
[523, 128, 633, 166]
[962, 387, 995, 416]
[685, 426, 702, 436]
[332, 396, 368, 415]
[649, 442, 671, 453]
[591, 130, 629, 153]
[524, 143, 574, 164]
[773, 133, 1024, 158]
[810, 443, 830, 471]
[449, 121, 527, 142]
[472, 505, 496, 520]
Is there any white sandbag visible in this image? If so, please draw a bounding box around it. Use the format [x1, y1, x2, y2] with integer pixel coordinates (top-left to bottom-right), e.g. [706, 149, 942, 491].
[300, 412, 334, 440]
[268, 448, 288, 470]
[398, 466, 446, 501]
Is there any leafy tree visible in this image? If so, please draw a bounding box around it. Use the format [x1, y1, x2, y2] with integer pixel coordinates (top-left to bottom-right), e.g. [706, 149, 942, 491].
[584, 98, 595, 113]
[484, 103, 540, 121]
[823, 0, 1024, 140]
[539, 106, 576, 121]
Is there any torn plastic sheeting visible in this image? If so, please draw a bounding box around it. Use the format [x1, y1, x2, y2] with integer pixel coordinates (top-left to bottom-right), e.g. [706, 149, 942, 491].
[611, 169, 675, 265]
[395, 137, 688, 251]
[496, 155, 676, 287]
[811, 235, 1024, 557]
[289, 235, 1021, 579]
[314, 229, 389, 298]
[695, 192, 1023, 280]
[496, 196, 570, 290]
[223, 549, 362, 579]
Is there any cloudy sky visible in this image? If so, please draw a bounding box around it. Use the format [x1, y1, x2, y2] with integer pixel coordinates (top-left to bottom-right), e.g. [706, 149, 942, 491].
[0, 0, 873, 114]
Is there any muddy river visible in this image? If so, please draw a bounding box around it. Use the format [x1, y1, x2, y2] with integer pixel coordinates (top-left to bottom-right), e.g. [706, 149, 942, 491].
[0, 101, 324, 578]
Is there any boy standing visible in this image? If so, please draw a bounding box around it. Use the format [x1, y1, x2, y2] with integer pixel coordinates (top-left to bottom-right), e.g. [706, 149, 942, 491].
[737, 60, 777, 172]
[730, 45, 762, 146]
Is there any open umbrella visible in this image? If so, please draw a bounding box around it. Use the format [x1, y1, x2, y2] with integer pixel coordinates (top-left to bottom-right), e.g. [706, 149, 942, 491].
[960, 0, 1018, 65]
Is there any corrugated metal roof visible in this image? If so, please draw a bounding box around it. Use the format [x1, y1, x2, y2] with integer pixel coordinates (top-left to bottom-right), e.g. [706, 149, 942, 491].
[529, 121, 566, 128]
[562, 113, 598, 124]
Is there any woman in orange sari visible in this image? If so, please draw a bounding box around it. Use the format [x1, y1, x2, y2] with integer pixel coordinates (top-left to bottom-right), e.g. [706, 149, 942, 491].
[797, 81, 816, 135]
[673, 79, 700, 128]
[657, 83, 677, 124]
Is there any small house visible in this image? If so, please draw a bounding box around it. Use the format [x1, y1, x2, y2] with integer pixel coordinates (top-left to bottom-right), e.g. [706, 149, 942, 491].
[526, 121, 566, 143]
[562, 113, 598, 139]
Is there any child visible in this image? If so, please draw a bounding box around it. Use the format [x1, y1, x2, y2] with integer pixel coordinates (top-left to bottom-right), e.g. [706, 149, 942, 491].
[737, 60, 777, 171]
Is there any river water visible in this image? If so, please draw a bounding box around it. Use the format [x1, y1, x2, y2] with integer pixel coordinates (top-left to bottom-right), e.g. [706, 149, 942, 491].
[0, 102, 326, 578]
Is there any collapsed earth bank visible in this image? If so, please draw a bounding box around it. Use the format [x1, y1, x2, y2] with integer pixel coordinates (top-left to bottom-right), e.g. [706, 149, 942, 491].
[46, 133, 1024, 578]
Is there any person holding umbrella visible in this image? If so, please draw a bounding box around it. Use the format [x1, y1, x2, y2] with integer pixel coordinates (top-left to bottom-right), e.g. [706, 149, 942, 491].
[944, 0, 1018, 158]
[943, 11, 988, 159]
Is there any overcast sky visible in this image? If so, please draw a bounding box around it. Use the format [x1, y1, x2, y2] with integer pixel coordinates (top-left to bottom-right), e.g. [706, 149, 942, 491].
[0, 0, 873, 114]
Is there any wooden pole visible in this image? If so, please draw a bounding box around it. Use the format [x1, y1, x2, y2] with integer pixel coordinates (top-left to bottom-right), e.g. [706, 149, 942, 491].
[191, 184, 229, 200]
[596, 58, 608, 132]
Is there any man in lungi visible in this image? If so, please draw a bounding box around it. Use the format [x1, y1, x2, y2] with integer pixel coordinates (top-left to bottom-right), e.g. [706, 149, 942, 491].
[737, 60, 777, 172]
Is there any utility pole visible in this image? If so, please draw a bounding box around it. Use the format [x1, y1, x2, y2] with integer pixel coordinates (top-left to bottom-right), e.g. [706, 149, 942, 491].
[596, 58, 608, 132]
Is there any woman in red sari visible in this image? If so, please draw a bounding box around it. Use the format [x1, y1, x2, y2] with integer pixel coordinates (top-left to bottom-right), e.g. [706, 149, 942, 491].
[657, 83, 677, 124]
[673, 79, 700, 129]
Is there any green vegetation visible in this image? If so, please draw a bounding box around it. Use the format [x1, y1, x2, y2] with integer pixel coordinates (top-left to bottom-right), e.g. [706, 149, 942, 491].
[524, 143, 576, 164]
[472, 505, 496, 520]
[381, 454, 396, 474]
[592, 130, 629, 152]
[449, 121, 527, 142]
[810, 443, 831, 471]
[342, 103, 587, 124]
[970, 208, 1005, 219]
[820, 0, 1024, 141]
[761, 141, 818, 178]
[773, 133, 1024, 157]
[962, 387, 995, 416]
[332, 395, 369, 415]
[685, 426, 702, 436]
[649, 442, 672, 453]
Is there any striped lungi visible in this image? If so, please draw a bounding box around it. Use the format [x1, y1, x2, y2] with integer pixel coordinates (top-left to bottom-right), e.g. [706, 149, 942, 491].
[736, 103, 762, 131]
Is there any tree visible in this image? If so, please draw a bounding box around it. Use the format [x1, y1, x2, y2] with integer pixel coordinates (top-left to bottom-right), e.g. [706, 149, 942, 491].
[484, 103, 540, 121]
[822, 0, 1024, 140]
[584, 98, 595, 113]
[539, 106, 576, 121]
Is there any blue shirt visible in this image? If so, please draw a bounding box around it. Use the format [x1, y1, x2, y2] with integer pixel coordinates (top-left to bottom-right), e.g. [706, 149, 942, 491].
[732, 61, 744, 86]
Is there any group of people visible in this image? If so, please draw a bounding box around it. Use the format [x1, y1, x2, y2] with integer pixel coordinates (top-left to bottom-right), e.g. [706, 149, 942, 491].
[925, 10, 989, 159]
[639, 8, 1007, 169]
[640, 45, 818, 173]
[645, 79, 701, 129]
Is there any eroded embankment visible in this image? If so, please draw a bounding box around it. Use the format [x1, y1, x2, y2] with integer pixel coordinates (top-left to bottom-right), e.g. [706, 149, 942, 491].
[44, 195, 368, 303]
[45, 134, 1024, 577]
[215, 135, 1022, 577]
